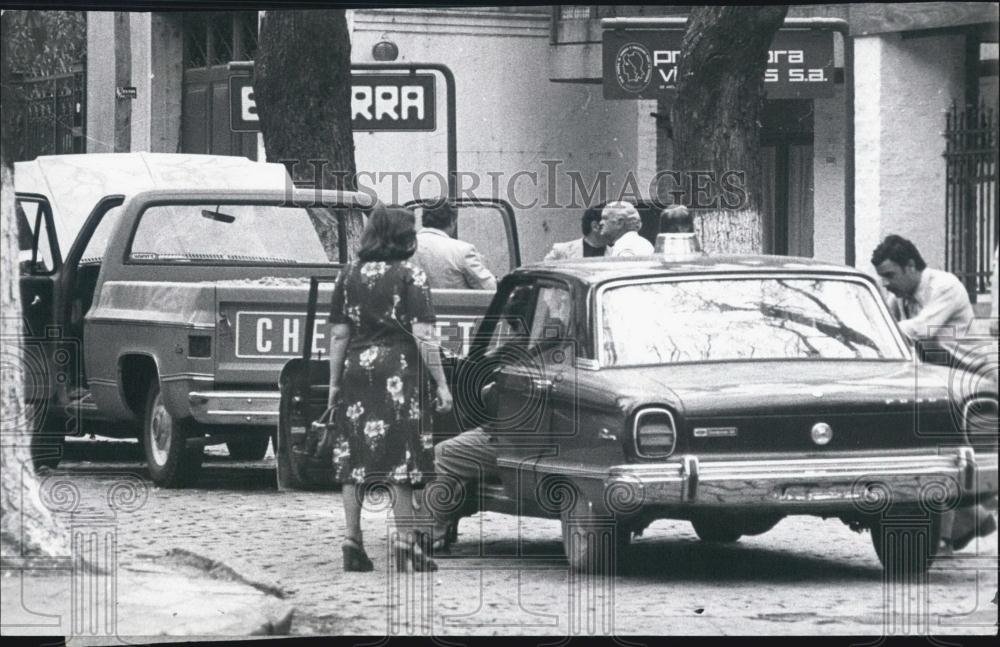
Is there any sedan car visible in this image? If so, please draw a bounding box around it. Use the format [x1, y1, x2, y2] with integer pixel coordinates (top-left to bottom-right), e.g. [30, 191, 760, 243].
[438, 240, 997, 575]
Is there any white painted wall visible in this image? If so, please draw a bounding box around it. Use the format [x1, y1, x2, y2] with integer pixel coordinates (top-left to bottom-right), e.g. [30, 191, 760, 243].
[854, 32, 965, 278]
[86, 12, 115, 153]
[129, 13, 152, 152]
[349, 8, 640, 264]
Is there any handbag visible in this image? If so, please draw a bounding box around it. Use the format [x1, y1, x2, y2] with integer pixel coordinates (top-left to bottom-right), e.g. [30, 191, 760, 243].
[304, 406, 337, 463]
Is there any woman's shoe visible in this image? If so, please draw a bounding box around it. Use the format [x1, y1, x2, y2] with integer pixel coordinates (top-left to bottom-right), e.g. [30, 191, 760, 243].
[393, 533, 438, 573]
[413, 531, 440, 571]
[342, 539, 374, 572]
[429, 523, 456, 554]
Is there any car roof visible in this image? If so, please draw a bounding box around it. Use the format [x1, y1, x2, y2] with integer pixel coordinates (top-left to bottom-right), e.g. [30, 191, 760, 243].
[519, 254, 869, 286]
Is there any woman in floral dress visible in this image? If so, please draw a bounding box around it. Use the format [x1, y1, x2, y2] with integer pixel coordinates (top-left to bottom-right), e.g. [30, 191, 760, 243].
[327, 205, 453, 572]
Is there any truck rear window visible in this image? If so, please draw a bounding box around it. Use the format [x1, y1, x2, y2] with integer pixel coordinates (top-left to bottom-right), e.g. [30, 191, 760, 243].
[128, 204, 337, 264]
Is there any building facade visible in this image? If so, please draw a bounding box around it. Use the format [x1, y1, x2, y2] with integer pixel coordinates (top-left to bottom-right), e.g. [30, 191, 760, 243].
[73, 5, 999, 295]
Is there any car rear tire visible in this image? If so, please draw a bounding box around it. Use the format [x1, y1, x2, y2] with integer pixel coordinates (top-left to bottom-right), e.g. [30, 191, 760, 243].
[869, 511, 942, 577]
[30, 408, 65, 471]
[143, 382, 203, 488]
[560, 492, 631, 574]
[690, 517, 743, 543]
[226, 433, 270, 461]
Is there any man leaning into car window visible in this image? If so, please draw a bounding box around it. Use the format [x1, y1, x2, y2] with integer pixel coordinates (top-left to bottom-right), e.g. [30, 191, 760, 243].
[422, 286, 540, 552]
[872, 234, 998, 556]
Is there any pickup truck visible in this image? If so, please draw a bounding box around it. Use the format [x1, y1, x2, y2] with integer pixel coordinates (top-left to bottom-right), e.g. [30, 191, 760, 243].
[14, 153, 523, 488]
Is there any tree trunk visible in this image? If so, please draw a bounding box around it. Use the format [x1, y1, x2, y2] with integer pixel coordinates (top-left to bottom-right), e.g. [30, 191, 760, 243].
[0, 10, 68, 560]
[670, 6, 787, 254]
[254, 10, 364, 261]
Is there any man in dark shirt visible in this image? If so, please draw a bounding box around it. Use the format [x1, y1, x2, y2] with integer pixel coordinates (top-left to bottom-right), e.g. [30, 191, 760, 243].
[544, 207, 607, 260]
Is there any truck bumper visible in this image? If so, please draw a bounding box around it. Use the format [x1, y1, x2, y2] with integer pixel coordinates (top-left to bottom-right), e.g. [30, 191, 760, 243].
[187, 390, 280, 426]
[602, 448, 998, 510]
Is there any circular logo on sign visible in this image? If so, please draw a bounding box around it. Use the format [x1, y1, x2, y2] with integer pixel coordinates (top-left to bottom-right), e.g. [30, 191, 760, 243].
[615, 42, 653, 93]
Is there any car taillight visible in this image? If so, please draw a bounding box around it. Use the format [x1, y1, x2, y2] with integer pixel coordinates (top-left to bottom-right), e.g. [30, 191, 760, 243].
[964, 397, 998, 449]
[634, 408, 676, 458]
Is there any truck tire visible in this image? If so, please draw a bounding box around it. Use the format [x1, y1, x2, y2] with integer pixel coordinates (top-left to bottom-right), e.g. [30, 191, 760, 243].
[29, 402, 65, 470]
[560, 491, 630, 574]
[870, 511, 941, 577]
[30, 425, 65, 471]
[142, 382, 203, 488]
[226, 433, 270, 461]
[690, 517, 743, 543]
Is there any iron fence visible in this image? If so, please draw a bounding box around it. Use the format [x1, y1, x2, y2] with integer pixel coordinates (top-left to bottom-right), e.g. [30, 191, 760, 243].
[944, 102, 998, 302]
[10, 63, 86, 162]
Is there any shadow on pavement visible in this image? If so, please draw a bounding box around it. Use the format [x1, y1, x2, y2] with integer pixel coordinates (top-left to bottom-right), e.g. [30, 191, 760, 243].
[618, 539, 879, 582]
[440, 533, 881, 582]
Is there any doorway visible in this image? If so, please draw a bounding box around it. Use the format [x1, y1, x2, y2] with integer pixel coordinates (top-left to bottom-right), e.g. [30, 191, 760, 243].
[180, 11, 259, 159]
[761, 99, 815, 257]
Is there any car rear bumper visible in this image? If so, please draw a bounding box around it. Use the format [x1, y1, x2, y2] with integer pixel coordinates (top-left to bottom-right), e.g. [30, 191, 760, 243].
[602, 448, 998, 509]
[187, 390, 280, 426]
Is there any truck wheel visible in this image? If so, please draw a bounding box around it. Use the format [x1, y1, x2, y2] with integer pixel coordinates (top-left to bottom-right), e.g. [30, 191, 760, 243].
[143, 382, 203, 488]
[30, 424, 65, 470]
[690, 517, 743, 543]
[870, 512, 941, 577]
[29, 402, 65, 470]
[226, 434, 270, 461]
[560, 492, 630, 574]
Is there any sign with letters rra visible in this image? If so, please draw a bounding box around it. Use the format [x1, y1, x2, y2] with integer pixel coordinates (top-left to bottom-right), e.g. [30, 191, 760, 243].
[602, 29, 835, 100]
[230, 73, 436, 132]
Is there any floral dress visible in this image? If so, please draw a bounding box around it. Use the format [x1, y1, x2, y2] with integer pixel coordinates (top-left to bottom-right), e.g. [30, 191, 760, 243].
[329, 260, 437, 485]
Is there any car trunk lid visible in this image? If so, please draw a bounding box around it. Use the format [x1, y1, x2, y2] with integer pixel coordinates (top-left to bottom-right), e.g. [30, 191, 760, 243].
[604, 360, 962, 453]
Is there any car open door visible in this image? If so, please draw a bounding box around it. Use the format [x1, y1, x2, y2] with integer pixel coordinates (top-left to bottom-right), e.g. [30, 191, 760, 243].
[15, 193, 63, 406]
[276, 198, 520, 490]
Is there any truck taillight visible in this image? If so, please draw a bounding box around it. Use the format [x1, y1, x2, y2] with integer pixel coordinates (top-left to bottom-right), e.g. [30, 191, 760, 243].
[634, 408, 676, 458]
[188, 335, 212, 358]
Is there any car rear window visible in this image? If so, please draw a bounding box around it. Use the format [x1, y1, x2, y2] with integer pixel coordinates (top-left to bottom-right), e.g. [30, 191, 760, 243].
[599, 276, 905, 366]
[128, 203, 337, 265]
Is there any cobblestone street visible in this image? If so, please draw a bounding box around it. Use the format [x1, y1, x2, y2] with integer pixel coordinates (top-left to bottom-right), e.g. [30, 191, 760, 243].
[37, 438, 1000, 637]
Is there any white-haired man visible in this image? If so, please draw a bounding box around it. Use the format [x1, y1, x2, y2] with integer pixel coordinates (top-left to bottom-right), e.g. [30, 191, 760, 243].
[599, 201, 653, 257]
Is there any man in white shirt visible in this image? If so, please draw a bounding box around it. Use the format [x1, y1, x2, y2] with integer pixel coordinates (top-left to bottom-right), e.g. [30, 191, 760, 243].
[411, 200, 497, 290]
[872, 234, 974, 359]
[871, 234, 996, 555]
[599, 201, 653, 257]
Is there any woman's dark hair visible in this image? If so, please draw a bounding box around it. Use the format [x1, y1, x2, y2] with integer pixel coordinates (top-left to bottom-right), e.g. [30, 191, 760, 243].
[357, 204, 417, 262]
[871, 234, 927, 271]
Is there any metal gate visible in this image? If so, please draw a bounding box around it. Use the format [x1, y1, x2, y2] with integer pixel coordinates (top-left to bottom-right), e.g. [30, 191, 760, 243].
[944, 102, 998, 302]
[10, 64, 86, 162]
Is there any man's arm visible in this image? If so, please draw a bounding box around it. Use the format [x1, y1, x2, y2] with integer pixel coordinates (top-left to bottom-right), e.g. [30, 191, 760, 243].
[544, 241, 567, 262]
[897, 279, 970, 340]
[461, 245, 498, 290]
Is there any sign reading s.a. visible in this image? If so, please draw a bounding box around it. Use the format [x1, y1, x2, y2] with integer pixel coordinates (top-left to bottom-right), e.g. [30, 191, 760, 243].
[230, 74, 436, 133]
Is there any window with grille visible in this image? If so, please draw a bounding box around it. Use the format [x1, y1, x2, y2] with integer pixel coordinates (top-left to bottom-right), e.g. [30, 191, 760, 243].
[183, 11, 258, 70]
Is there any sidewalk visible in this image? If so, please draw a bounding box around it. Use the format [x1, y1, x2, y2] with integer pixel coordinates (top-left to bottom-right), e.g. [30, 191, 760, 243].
[1, 547, 294, 641]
